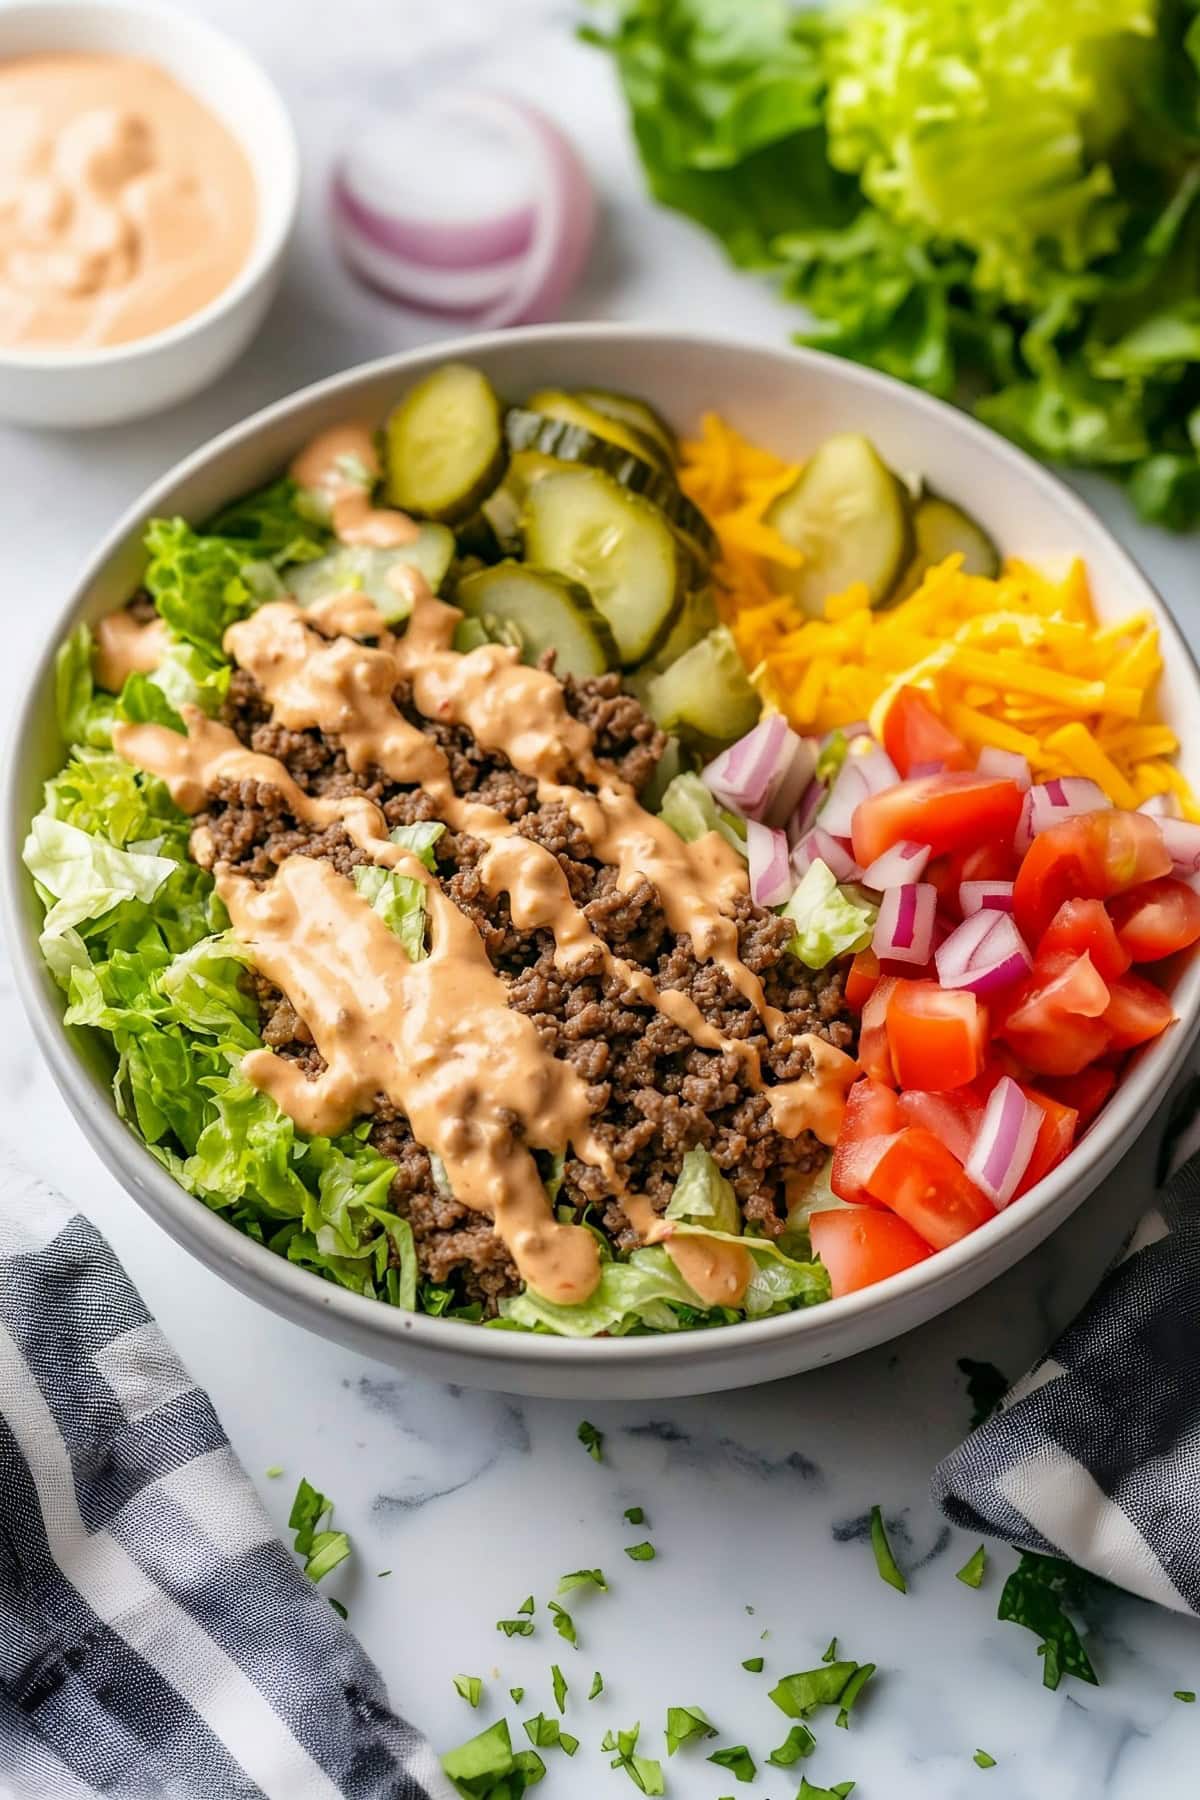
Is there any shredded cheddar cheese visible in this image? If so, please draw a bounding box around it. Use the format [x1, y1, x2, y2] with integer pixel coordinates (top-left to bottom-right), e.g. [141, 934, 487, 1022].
[679, 413, 1198, 820]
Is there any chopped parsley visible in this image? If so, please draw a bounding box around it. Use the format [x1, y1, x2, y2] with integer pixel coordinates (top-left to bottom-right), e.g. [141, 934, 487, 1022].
[974, 1750, 997, 1769]
[624, 1541, 657, 1562]
[518, 1595, 535, 1615]
[603, 1723, 665, 1794]
[548, 1601, 577, 1646]
[624, 1505, 646, 1525]
[551, 1664, 568, 1713]
[377, 1570, 392, 1579]
[767, 1724, 817, 1766]
[665, 1704, 716, 1754]
[510, 1687, 525, 1705]
[441, 1719, 545, 1796]
[798, 1782, 856, 1799]
[956, 1545, 988, 1589]
[869, 1505, 907, 1593]
[769, 1661, 859, 1718]
[496, 1618, 535, 1638]
[822, 1637, 838, 1663]
[997, 1553, 1099, 1690]
[328, 1597, 348, 1621]
[557, 1568, 608, 1595]
[958, 1357, 1009, 1428]
[836, 1662, 875, 1729]
[589, 1670, 604, 1700]
[741, 1656, 764, 1673]
[708, 1744, 756, 1781]
[453, 1674, 482, 1708]
[287, 1477, 351, 1585]
[578, 1419, 604, 1461]
[523, 1713, 577, 1755]
[1176, 1691, 1197, 1703]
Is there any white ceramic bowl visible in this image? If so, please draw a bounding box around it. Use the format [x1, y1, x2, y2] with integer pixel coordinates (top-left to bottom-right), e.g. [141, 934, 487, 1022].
[5, 325, 1200, 1397]
[0, 2, 299, 428]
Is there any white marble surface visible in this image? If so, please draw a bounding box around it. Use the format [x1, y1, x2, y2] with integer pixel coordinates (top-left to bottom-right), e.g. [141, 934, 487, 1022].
[2, 1, 1200, 1793]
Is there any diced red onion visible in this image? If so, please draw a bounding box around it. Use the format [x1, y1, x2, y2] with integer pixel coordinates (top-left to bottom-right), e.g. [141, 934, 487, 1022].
[1160, 817, 1200, 874]
[787, 776, 825, 845]
[819, 758, 871, 838]
[976, 747, 1032, 791]
[763, 734, 818, 830]
[792, 827, 860, 884]
[332, 91, 595, 328]
[908, 759, 945, 778]
[936, 911, 1031, 996]
[966, 1076, 1041, 1209]
[746, 820, 792, 906]
[848, 740, 901, 796]
[873, 882, 936, 964]
[1027, 777, 1110, 840]
[1138, 793, 1179, 819]
[861, 839, 931, 890]
[960, 879, 1014, 916]
[702, 713, 790, 815]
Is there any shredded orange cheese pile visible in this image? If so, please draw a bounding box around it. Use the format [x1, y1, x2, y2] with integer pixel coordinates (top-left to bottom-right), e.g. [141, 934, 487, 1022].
[679, 412, 1197, 820]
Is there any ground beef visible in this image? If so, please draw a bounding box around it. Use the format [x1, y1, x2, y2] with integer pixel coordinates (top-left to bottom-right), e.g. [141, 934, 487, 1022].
[205, 654, 853, 1312]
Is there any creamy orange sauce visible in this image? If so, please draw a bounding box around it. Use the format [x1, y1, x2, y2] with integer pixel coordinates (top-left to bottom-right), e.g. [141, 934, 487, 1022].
[111, 437, 860, 1308]
[93, 610, 167, 692]
[0, 53, 256, 350]
[290, 423, 419, 549]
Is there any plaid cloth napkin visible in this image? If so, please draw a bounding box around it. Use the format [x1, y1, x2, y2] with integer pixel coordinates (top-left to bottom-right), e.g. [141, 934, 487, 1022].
[933, 1083, 1200, 1615]
[0, 1145, 451, 1800]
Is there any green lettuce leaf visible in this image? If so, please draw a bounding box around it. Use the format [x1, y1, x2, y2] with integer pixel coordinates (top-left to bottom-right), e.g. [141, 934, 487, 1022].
[499, 1245, 707, 1337]
[352, 865, 428, 961]
[205, 477, 330, 564]
[657, 772, 747, 855]
[55, 624, 117, 748]
[665, 1145, 741, 1235]
[24, 814, 176, 983]
[389, 820, 445, 869]
[666, 1220, 832, 1314]
[780, 858, 876, 969]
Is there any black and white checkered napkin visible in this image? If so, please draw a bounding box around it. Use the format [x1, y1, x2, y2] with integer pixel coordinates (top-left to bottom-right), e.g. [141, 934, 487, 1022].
[933, 1086, 1200, 1615]
[0, 1146, 450, 1800]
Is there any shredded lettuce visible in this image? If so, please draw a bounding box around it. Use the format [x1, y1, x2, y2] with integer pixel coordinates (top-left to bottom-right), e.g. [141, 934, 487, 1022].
[389, 820, 445, 869]
[55, 624, 117, 749]
[658, 771, 748, 855]
[24, 814, 176, 983]
[665, 1145, 741, 1235]
[352, 866, 428, 961]
[500, 1245, 707, 1337]
[780, 858, 876, 968]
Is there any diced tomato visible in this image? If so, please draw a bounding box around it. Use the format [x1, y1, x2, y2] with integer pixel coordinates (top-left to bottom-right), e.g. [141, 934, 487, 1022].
[995, 950, 1112, 1076]
[1101, 972, 1174, 1051]
[928, 840, 1019, 915]
[1014, 1089, 1078, 1197]
[831, 1077, 904, 1206]
[1042, 1065, 1118, 1129]
[1107, 877, 1200, 963]
[1012, 810, 1171, 946]
[881, 687, 972, 780]
[897, 1085, 987, 1165]
[866, 1126, 995, 1249]
[810, 1207, 933, 1297]
[845, 948, 881, 1013]
[1037, 897, 1131, 982]
[886, 980, 987, 1091]
[858, 977, 898, 1084]
[852, 772, 1024, 869]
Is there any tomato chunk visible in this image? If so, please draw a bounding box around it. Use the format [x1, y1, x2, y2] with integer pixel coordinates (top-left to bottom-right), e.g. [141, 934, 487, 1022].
[831, 1077, 903, 1206]
[886, 980, 987, 1091]
[810, 1207, 933, 1297]
[881, 687, 972, 780]
[852, 772, 1024, 869]
[858, 977, 898, 1084]
[1102, 972, 1174, 1050]
[1013, 810, 1171, 945]
[897, 1085, 986, 1165]
[866, 1126, 995, 1249]
[1038, 897, 1131, 982]
[1108, 877, 1200, 963]
[1043, 1065, 1118, 1128]
[1014, 1089, 1078, 1197]
[845, 947, 881, 1013]
[996, 951, 1111, 1076]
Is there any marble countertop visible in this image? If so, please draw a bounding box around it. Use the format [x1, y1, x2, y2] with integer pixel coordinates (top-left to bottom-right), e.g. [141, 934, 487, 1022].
[2, 2, 1199, 1793]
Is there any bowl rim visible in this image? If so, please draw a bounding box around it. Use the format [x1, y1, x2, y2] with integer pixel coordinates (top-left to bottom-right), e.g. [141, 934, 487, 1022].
[5, 319, 1199, 1370]
[0, 0, 300, 371]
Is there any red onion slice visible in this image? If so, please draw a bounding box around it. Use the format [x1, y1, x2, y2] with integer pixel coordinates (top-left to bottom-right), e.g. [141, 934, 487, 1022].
[976, 747, 1032, 791]
[1026, 777, 1110, 839]
[746, 820, 793, 907]
[959, 879, 1015, 915]
[792, 827, 860, 884]
[787, 775, 825, 846]
[1160, 817, 1200, 874]
[819, 758, 871, 838]
[763, 734, 819, 830]
[849, 740, 901, 796]
[936, 912, 1031, 995]
[966, 1076, 1041, 1208]
[332, 90, 595, 329]
[861, 839, 931, 891]
[703, 714, 791, 817]
[873, 882, 936, 964]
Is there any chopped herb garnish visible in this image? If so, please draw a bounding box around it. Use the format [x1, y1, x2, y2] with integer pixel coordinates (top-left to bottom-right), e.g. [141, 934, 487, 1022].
[441, 1719, 520, 1793]
[604, 1722, 664, 1794]
[496, 1617, 535, 1638]
[974, 1750, 997, 1769]
[870, 1505, 907, 1593]
[708, 1744, 756, 1781]
[560, 1731, 579, 1756]
[377, 1569, 392, 1578]
[518, 1595, 535, 1615]
[578, 1419, 604, 1461]
[769, 1662, 858, 1718]
[510, 1686, 525, 1704]
[548, 1601, 577, 1646]
[997, 1553, 1100, 1690]
[1176, 1690, 1197, 1703]
[524, 1712, 571, 1750]
[624, 1541, 657, 1562]
[767, 1724, 817, 1766]
[958, 1357, 1009, 1428]
[665, 1704, 716, 1754]
[453, 1674, 482, 1708]
[741, 1656, 764, 1673]
[265, 1465, 283, 1478]
[589, 1670, 604, 1699]
[287, 1478, 351, 1585]
[957, 1545, 988, 1589]
[551, 1663, 568, 1713]
[836, 1662, 875, 1728]
[821, 1637, 838, 1663]
[624, 1505, 646, 1525]
[557, 1568, 608, 1595]
[329, 1597, 348, 1621]
[798, 1782, 856, 1799]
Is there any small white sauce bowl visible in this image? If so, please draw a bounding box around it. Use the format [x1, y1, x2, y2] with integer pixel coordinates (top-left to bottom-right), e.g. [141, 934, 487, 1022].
[0, 2, 299, 428]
